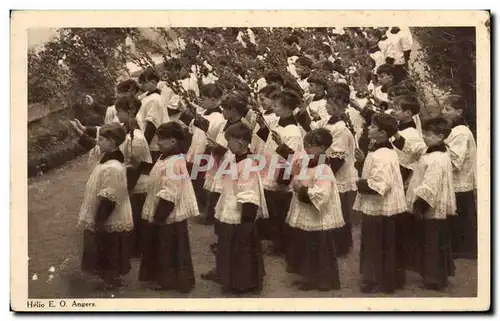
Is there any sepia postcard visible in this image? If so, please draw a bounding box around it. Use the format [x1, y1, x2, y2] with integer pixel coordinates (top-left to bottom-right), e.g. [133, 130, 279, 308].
[12, 10, 490, 312]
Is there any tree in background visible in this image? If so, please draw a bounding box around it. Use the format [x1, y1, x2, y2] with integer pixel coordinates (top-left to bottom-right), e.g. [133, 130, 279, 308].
[28, 28, 136, 176]
[411, 27, 476, 136]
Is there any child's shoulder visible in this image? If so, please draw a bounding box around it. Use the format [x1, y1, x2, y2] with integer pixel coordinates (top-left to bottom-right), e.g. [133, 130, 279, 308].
[424, 150, 452, 164]
[99, 159, 126, 173]
[371, 146, 398, 161]
[280, 123, 303, 136]
[450, 124, 474, 137]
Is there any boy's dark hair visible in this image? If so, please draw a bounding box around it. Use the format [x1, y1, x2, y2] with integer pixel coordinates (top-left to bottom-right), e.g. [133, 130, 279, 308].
[221, 94, 249, 117]
[224, 122, 252, 144]
[392, 79, 417, 97]
[285, 46, 300, 58]
[138, 68, 160, 83]
[114, 95, 141, 113]
[232, 62, 246, 78]
[307, 74, 328, 89]
[376, 64, 395, 77]
[331, 83, 351, 96]
[304, 128, 333, 149]
[371, 113, 399, 137]
[393, 94, 421, 115]
[264, 70, 284, 85]
[321, 43, 332, 56]
[369, 28, 383, 40]
[156, 121, 186, 141]
[200, 83, 224, 99]
[203, 36, 216, 46]
[258, 84, 281, 97]
[443, 94, 468, 115]
[284, 35, 300, 46]
[275, 89, 301, 110]
[295, 56, 314, 69]
[99, 123, 126, 146]
[325, 86, 350, 106]
[304, 48, 321, 61]
[217, 55, 230, 67]
[116, 79, 140, 94]
[422, 116, 452, 138]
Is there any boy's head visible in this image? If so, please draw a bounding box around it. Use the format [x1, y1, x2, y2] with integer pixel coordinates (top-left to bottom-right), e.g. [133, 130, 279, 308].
[368, 113, 399, 142]
[258, 84, 280, 111]
[116, 79, 140, 98]
[376, 64, 395, 87]
[221, 94, 248, 121]
[200, 84, 224, 110]
[138, 68, 160, 92]
[441, 94, 468, 122]
[392, 94, 421, 122]
[303, 48, 322, 63]
[115, 95, 142, 123]
[367, 29, 383, 46]
[156, 121, 187, 154]
[264, 70, 284, 87]
[421, 116, 452, 148]
[303, 128, 333, 156]
[98, 123, 126, 152]
[325, 86, 350, 117]
[224, 122, 252, 155]
[295, 56, 313, 78]
[307, 74, 328, 96]
[273, 89, 301, 117]
[321, 43, 333, 58]
[284, 35, 300, 47]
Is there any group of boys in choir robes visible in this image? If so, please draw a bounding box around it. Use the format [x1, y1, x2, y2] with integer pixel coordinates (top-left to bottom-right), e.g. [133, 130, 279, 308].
[67, 27, 477, 295]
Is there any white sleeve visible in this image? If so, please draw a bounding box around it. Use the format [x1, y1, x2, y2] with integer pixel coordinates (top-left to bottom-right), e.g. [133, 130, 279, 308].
[97, 166, 122, 202]
[143, 98, 163, 128]
[156, 165, 182, 203]
[366, 154, 391, 196]
[401, 34, 412, 52]
[306, 165, 333, 211]
[236, 170, 260, 206]
[446, 133, 469, 172]
[328, 128, 349, 158]
[414, 159, 443, 208]
[131, 133, 152, 163]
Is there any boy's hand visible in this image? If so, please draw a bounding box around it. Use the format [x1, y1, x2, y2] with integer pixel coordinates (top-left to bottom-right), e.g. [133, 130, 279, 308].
[291, 180, 303, 193]
[309, 109, 321, 121]
[69, 120, 79, 132]
[354, 148, 365, 162]
[393, 132, 401, 140]
[349, 98, 363, 111]
[128, 156, 141, 169]
[69, 120, 84, 136]
[206, 139, 218, 149]
[74, 119, 86, 131]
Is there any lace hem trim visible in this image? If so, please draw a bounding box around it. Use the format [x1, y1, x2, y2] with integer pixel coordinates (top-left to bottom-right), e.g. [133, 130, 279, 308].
[97, 189, 118, 203]
[77, 220, 134, 233]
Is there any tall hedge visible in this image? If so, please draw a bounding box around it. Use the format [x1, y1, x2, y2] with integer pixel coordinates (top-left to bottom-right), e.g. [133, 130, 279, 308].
[411, 27, 476, 136]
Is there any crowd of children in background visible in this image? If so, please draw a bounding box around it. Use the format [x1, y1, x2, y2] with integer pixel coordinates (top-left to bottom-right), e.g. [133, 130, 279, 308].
[68, 26, 477, 295]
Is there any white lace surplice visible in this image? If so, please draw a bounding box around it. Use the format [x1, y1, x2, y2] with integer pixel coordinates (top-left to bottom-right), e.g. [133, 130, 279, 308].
[286, 162, 345, 231]
[215, 157, 269, 225]
[141, 155, 199, 224]
[78, 159, 133, 232]
[406, 151, 457, 219]
[353, 147, 407, 216]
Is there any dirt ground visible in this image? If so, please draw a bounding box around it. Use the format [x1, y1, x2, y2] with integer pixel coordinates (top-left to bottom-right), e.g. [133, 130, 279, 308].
[27, 155, 477, 300]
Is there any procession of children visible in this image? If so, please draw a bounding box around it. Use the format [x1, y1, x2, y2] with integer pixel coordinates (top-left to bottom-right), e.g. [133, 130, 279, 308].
[68, 27, 478, 295]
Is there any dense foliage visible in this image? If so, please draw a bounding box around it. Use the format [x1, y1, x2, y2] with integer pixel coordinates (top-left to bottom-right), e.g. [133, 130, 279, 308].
[411, 27, 476, 135]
